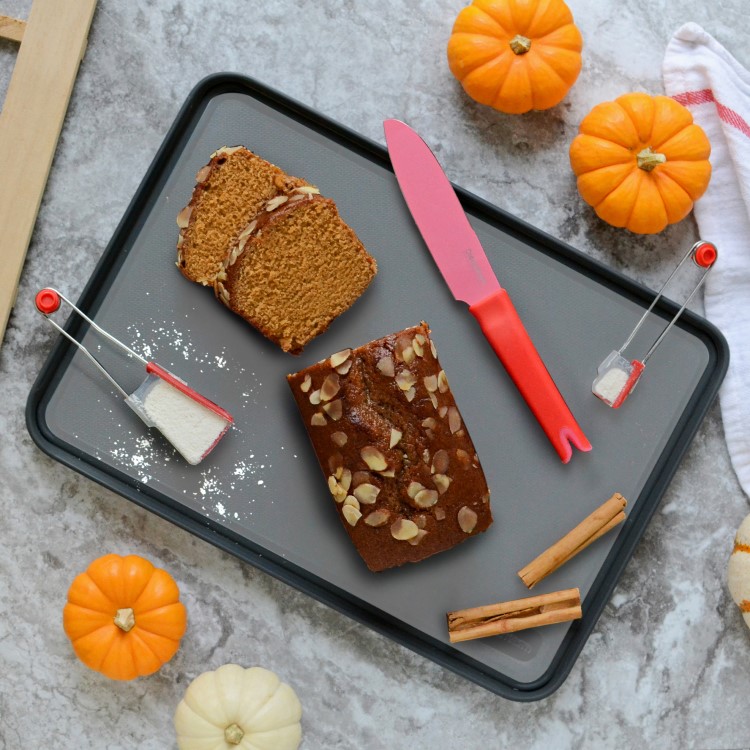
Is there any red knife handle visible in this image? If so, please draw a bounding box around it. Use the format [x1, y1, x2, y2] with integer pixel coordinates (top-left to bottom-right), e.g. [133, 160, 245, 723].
[469, 289, 591, 463]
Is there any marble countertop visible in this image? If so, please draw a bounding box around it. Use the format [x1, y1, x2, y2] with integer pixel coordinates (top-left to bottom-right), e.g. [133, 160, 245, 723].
[1, 1, 748, 747]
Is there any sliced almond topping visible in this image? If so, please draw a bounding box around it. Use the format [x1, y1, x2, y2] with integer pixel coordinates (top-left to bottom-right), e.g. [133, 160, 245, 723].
[309, 389, 321, 405]
[407, 481, 425, 499]
[431, 449, 449, 474]
[402, 346, 416, 364]
[328, 452, 343, 474]
[340, 468, 352, 492]
[405, 387, 416, 402]
[322, 399, 343, 421]
[414, 489, 439, 508]
[432, 474, 452, 495]
[378, 469, 396, 478]
[353, 483, 380, 504]
[343, 494, 360, 510]
[482, 492, 491, 505]
[266, 195, 289, 211]
[448, 407, 461, 434]
[389, 429, 402, 448]
[437, 370, 449, 393]
[412, 337, 424, 357]
[438, 405, 448, 418]
[435, 507, 446, 521]
[352, 471, 371, 487]
[335, 359, 353, 375]
[422, 449, 431, 465]
[458, 506, 478, 533]
[415, 333, 427, 345]
[422, 417, 437, 430]
[342, 505, 362, 526]
[331, 431, 348, 447]
[376, 356, 395, 377]
[414, 514, 427, 529]
[456, 449, 471, 468]
[320, 373, 341, 402]
[364, 509, 390, 527]
[294, 185, 320, 195]
[195, 165, 212, 183]
[408, 529, 428, 546]
[395, 370, 417, 391]
[237, 221, 257, 244]
[327, 476, 347, 503]
[430, 340, 438, 359]
[429, 392, 439, 409]
[423, 375, 438, 393]
[395, 335, 413, 361]
[311, 413, 327, 426]
[176, 205, 192, 229]
[329, 349, 352, 368]
[300, 374, 312, 393]
[391, 518, 419, 541]
[361, 446, 388, 471]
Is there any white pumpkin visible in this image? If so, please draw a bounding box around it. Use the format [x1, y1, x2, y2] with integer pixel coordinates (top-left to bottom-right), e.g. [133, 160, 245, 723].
[728, 514, 750, 630]
[174, 664, 302, 750]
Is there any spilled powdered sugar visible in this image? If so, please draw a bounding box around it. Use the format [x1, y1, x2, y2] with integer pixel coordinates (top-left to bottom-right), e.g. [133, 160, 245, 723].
[92, 320, 278, 523]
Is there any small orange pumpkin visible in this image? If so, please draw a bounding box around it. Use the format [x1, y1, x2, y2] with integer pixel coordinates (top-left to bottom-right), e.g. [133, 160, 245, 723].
[63, 554, 187, 680]
[569, 92, 711, 234]
[447, 0, 583, 114]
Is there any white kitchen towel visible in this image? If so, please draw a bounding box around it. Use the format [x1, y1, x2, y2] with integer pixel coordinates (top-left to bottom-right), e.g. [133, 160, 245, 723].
[664, 23, 750, 498]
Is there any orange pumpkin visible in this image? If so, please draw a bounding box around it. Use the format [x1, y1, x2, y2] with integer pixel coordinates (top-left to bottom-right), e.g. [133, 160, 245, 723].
[447, 0, 583, 114]
[63, 554, 187, 680]
[569, 92, 712, 234]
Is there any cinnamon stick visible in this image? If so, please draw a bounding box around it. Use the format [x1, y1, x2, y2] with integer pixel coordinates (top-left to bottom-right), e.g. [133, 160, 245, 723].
[518, 493, 627, 589]
[447, 588, 581, 643]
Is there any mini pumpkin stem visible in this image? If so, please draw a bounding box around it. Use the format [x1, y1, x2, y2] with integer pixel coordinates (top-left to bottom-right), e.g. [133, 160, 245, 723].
[113, 607, 135, 632]
[509, 34, 532, 55]
[225, 724, 244, 745]
[636, 147, 667, 172]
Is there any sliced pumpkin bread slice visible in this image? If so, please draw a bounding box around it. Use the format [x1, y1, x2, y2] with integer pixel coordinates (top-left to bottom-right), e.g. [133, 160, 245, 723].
[176, 146, 308, 285]
[215, 191, 377, 353]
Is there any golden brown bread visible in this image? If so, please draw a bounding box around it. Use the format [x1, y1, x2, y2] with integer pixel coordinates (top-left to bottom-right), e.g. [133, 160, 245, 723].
[216, 192, 377, 353]
[176, 146, 307, 285]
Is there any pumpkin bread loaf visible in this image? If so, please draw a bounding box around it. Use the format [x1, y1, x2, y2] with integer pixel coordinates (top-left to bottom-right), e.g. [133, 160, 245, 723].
[176, 146, 308, 285]
[216, 192, 377, 353]
[287, 323, 493, 572]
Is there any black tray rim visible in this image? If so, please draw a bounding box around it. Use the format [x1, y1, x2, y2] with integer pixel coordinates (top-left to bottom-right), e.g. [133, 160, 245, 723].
[25, 72, 729, 702]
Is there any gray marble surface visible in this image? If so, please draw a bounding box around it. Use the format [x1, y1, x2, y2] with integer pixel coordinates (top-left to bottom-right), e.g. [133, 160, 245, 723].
[1, 1, 749, 747]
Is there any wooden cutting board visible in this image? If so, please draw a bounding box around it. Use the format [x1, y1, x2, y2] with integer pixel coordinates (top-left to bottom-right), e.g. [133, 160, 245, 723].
[0, 0, 98, 345]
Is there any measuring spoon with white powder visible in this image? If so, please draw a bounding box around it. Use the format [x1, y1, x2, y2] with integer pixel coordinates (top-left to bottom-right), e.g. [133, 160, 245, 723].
[35, 288, 233, 465]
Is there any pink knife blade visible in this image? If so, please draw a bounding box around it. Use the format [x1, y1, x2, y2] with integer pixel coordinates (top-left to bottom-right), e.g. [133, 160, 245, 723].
[384, 119, 591, 463]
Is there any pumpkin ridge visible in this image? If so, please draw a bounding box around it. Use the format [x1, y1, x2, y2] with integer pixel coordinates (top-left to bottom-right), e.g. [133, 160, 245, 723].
[127, 627, 166, 664]
[588, 164, 633, 202]
[84, 627, 119, 672]
[451, 35, 510, 77]
[69, 573, 118, 613]
[533, 24, 582, 50]
[473, 4, 511, 35]
[69, 621, 113, 642]
[528, 51, 567, 92]
[525, 0, 553, 37]
[652, 172, 693, 222]
[624, 172, 649, 228]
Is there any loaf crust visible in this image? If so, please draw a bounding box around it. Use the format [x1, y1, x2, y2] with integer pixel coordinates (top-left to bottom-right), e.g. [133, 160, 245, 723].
[287, 323, 493, 572]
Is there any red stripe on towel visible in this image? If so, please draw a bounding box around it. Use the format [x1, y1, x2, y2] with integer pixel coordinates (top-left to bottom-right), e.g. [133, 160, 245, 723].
[672, 88, 750, 138]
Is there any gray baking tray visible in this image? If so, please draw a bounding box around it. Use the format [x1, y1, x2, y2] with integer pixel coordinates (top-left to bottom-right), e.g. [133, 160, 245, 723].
[27, 74, 728, 701]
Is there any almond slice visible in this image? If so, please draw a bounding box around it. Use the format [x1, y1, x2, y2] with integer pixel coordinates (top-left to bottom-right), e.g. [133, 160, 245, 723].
[330, 349, 352, 368]
[458, 506, 478, 533]
[361, 446, 388, 471]
[389, 429, 402, 448]
[391, 518, 419, 541]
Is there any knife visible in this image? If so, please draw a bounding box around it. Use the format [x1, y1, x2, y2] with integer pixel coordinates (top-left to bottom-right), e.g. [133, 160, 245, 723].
[384, 119, 591, 463]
